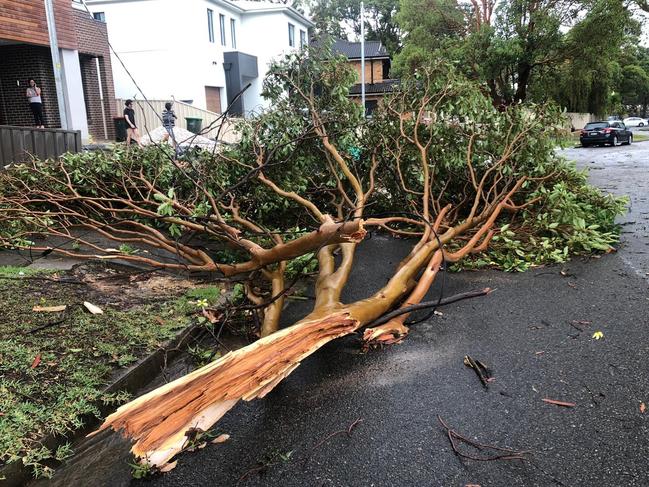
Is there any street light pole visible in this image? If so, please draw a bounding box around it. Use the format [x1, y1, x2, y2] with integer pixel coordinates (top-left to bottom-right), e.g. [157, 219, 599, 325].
[360, 1, 366, 116]
[44, 0, 69, 129]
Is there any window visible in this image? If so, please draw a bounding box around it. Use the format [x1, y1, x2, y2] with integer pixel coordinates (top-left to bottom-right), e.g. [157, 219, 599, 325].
[230, 18, 237, 49]
[219, 14, 226, 46]
[207, 9, 215, 43]
[300, 29, 306, 48]
[93, 12, 105, 22]
[288, 23, 295, 47]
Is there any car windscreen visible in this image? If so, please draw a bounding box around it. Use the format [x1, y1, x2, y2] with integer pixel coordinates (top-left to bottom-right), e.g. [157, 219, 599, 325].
[584, 123, 608, 130]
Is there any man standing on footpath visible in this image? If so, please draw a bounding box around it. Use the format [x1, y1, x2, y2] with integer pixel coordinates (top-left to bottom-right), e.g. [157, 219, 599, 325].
[123, 99, 142, 147]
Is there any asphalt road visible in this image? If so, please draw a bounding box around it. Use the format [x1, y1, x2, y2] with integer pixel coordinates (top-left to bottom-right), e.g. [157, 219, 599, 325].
[43, 143, 649, 487]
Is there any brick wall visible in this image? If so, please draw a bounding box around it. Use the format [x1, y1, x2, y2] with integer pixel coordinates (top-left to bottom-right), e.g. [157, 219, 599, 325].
[73, 9, 117, 139]
[0, 0, 77, 49]
[0, 45, 61, 127]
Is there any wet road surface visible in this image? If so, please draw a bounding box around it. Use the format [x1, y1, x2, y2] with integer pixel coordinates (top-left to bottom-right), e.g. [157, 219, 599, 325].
[42, 143, 649, 486]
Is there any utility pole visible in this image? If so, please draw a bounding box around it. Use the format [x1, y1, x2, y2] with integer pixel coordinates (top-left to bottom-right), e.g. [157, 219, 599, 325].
[44, 0, 69, 129]
[360, 1, 366, 116]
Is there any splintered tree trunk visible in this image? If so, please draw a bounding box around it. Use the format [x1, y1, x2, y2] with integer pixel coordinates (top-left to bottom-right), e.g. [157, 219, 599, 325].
[93, 311, 365, 467]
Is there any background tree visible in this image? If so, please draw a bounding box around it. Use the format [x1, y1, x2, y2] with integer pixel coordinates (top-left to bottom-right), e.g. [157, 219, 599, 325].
[396, 0, 635, 112]
[308, 0, 402, 55]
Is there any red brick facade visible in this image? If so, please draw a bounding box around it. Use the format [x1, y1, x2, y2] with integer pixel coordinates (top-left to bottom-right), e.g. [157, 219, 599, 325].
[0, 3, 116, 139]
[72, 9, 116, 139]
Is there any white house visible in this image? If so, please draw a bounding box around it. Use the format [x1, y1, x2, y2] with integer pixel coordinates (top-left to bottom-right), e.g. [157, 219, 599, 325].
[84, 0, 312, 116]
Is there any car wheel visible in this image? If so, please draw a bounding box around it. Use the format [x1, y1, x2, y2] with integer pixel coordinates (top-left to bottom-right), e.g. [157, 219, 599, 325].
[612, 136, 619, 146]
[582, 143, 589, 148]
[640, 123, 645, 127]
[624, 135, 632, 146]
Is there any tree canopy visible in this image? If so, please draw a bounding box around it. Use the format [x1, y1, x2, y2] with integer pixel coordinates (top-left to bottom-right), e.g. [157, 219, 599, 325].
[394, 0, 646, 115]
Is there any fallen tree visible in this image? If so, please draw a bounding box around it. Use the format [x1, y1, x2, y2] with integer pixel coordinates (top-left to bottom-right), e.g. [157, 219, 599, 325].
[0, 48, 625, 470]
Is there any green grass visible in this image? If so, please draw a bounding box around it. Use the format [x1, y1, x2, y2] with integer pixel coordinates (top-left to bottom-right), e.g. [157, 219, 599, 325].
[0, 266, 222, 478]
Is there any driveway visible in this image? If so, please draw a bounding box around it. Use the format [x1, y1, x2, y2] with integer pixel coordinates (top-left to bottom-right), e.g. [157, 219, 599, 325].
[43, 144, 649, 487]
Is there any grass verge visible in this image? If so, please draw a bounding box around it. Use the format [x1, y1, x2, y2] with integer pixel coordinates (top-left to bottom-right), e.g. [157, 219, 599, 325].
[0, 264, 222, 479]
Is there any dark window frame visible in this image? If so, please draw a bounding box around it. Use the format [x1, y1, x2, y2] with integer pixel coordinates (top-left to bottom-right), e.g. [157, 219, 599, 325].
[288, 23, 295, 47]
[207, 9, 215, 43]
[219, 14, 226, 46]
[299, 29, 306, 48]
[93, 12, 105, 22]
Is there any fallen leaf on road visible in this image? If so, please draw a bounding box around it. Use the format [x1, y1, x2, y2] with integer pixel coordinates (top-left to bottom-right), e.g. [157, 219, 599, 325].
[83, 301, 104, 314]
[32, 305, 67, 313]
[30, 353, 41, 369]
[592, 331, 604, 340]
[211, 433, 230, 444]
[542, 398, 576, 408]
[640, 403, 646, 414]
[535, 351, 545, 355]
[159, 461, 177, 473]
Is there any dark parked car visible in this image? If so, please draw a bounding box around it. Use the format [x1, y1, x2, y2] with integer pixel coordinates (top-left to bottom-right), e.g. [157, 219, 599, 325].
[580, 121, 633, 147]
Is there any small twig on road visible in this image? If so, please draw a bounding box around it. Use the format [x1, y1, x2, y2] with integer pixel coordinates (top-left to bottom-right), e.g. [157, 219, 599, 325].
[437, 415, 530, 462]
[463, 355, 493, 389]
[303, 417, 363, 467]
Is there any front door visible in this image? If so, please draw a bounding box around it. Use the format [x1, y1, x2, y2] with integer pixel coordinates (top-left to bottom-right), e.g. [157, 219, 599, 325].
[205, 86, 222, 113]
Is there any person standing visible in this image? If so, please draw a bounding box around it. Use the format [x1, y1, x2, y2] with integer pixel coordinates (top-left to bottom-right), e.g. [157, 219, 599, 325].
[123, 99, 142, 147]
[161, 101, 177, 148]
[26, 79, 44, 128]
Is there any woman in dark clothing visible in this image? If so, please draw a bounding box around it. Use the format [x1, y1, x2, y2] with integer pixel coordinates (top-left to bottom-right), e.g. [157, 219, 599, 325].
[26, 79, 44, 128]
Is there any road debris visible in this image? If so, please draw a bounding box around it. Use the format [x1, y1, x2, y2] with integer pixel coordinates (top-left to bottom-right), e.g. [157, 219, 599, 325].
[437, 415, 530, 461]
[542, 398, 576, 408]
[463, 355, 493, 388]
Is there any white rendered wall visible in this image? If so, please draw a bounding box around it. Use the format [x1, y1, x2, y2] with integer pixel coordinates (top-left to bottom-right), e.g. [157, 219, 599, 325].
[88, 0, 311, 116]
[238, 11, 309, 115]
[60, 48, 89, 140]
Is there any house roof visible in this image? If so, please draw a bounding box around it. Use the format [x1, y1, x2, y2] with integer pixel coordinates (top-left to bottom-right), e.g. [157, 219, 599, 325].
[85, 0, 313, 27]
[349, 79, 400, 96]
[332, 39, 389, 60]
[229, 1, 314, 27]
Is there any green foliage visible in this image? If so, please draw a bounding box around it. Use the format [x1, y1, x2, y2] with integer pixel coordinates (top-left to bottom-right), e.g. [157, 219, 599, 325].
[187, 344, 221, 367]
[130, 460, 155, 479]
[457, 163, 627, 271]
[395, 0, 637, 113]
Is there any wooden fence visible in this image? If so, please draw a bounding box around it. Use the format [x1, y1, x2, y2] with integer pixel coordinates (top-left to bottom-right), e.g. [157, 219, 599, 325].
[115, 99, 240, 143]
[0, 125, 82, 166]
